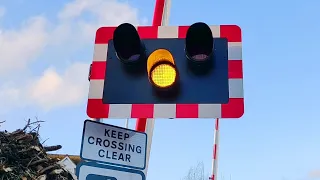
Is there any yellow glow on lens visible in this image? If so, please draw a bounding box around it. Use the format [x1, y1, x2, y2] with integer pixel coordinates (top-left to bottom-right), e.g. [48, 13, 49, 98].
[151, 64, 177, 88]
[147, 49, 175, 76]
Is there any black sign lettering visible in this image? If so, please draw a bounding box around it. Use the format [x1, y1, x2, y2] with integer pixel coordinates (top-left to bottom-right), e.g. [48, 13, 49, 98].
[118, 142, 124, 150]
[98, 149, 104, 157]
[88, 136, 94, 144]
[124, 133, 129, 140]
[87, 129, 144, 164]
[111, 141, 117, 149]
[96, 138, 102, 146]
[118, 131, 123, 139]
[104, 128, 130, 140]
[118, 153, 124, 161]
[111, 130, 116, 138]
[112, 152, 117, 160]
[97, 149, 133, 162]
[105, 129, 110, 137]
[103, 139, 110, 147]
[136, 146, 141, 154]
[125, 154, 131, 162]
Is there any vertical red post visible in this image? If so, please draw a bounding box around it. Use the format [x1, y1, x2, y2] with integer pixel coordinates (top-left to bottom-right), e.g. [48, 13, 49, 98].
[152, 0, 166, 26]
[135, 0, 166, 132]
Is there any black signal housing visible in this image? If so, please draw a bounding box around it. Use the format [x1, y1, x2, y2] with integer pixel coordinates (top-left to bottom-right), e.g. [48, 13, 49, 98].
[185, 22, 214, 74]
[113, 23, 146, 72]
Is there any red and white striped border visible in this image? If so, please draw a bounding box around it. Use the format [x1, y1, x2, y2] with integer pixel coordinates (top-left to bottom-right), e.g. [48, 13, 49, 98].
[87, 25, 244, 119]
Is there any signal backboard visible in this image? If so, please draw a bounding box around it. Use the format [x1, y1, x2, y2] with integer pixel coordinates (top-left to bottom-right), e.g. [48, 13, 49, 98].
[87, 25, 244, 119]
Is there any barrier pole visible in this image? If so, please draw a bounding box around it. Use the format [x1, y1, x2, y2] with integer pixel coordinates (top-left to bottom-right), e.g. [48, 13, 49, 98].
[210, 118, 220, 180]
[136, 0, 172, 178]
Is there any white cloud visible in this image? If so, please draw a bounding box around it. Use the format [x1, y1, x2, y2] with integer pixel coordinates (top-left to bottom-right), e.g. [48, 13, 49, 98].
[0, 16, 48, 76]
[0, 63, 89, 112]
[58, 0, 142, 24]
[27, 62, 89, 110]
[54, 0, 147, 44]
[0, 0, 145, 112]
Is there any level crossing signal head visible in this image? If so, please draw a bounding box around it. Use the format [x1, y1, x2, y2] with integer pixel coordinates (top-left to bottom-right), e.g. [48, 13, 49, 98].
[87, 22, 244, 119]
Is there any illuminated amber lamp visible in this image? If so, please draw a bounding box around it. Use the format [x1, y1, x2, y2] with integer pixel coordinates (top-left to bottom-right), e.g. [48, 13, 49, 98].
[147, 49, 179, 90]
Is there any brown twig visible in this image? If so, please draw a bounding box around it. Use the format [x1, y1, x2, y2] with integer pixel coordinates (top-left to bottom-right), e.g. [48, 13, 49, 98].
[41, 138, 49, 145]
[44, 145, 62, 152]
[29, 159, 48, 166]
[39, 165, 58, 175]
[22, 119, 31, 131]
[30, 124, 41, 133]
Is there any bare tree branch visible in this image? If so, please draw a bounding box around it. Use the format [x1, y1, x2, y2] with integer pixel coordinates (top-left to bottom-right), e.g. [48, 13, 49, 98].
[182, 162, 205, 180]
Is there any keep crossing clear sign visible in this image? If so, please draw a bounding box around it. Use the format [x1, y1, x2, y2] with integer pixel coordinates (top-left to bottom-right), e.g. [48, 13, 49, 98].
[80, 120, 147, 170]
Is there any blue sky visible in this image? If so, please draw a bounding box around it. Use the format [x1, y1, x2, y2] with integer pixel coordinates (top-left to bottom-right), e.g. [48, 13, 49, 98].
[0, 0, 320, 180]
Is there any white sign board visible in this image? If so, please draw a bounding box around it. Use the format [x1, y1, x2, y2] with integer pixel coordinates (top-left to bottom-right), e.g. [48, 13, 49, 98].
[80, 120, 147, 170]
[76, 162, 145, 180]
